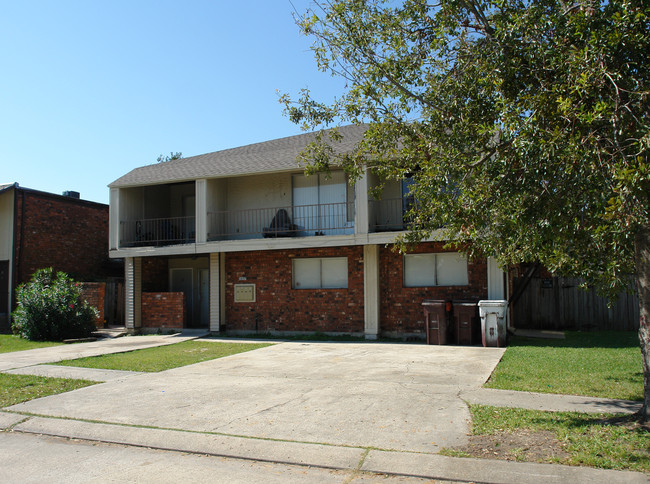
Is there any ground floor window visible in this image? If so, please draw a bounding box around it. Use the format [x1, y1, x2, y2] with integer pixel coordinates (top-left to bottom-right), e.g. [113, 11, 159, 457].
[403, 252, 468, 287]
[292, 257, 348, 289]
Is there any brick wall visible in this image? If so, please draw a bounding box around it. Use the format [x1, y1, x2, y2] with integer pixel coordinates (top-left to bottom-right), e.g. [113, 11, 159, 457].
[141, 292, 185, 328]
[379, 242, 488, 336]
[225, 246, 365, 334]
[13, 189, 109, 285]
[80, 282, 106, 328]
[142, 257, 168, 292]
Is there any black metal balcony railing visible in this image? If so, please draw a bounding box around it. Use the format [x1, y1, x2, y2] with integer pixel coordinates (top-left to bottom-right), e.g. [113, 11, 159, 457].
[118, 202, 355, 247]
[120, 216, 196, 247]
[369, 198, 415, 232]
[208, 202, 354, 241]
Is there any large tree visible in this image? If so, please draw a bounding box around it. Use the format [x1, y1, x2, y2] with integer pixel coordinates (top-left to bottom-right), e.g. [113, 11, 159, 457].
[281, 0, 650, 417]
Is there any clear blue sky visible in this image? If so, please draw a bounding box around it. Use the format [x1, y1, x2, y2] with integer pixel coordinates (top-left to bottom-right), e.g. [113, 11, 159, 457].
[0, 1, 342, 204]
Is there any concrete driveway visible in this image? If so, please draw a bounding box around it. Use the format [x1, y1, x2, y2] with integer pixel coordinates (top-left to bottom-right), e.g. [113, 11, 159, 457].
[6, 339, 648, 483]
[8, 341, 504, 453]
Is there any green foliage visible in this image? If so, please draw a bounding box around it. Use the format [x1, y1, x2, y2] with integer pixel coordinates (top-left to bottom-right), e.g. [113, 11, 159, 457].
[282, 0, 650, 297]
[157, 151, 182, 163]
[0, 335, 62, 353]
[0, 373, 95, 408]
[469, 405, 650, 472]
[54, 341, 273, 372]
[486, 332, 643, 400]
[12, 268, 98, 341]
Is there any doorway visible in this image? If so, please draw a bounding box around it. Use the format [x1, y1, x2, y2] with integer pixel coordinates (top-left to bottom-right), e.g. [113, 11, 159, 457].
[170, 268, 194, 326]
[168, 256, 210, 328]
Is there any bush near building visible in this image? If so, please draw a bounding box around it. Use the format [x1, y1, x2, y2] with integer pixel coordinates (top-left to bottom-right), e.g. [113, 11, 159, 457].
[12, 268, 97, 341]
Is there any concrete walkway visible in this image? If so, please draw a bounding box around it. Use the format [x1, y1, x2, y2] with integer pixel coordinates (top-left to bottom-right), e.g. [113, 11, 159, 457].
[0, 331, 208, 372]
[1, 337, 647, 483]
[462, 387, 642, 414]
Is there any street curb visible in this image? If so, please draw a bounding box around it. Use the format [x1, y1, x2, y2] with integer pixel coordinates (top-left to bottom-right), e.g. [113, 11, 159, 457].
[12, 416, 649, 484]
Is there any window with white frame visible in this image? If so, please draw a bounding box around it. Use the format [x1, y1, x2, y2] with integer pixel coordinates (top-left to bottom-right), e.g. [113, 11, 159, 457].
[292, 257, 348, 289]
[403, 253, 468, 287]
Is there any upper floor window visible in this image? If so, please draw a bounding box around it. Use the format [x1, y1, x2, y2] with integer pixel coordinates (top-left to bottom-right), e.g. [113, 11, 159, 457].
[403, 252, 468, 287]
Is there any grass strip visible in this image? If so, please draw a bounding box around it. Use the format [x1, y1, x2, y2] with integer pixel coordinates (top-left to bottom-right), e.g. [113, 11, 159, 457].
[468, 404, 650, 473]
[0, 373, 95, 408]
[486, 331, 642, 400]
[53, 341, 273, 372]
[0, 335, 62, 354]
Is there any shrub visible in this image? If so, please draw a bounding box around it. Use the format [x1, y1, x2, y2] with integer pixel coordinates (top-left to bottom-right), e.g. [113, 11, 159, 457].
[12, 268, 98, 341]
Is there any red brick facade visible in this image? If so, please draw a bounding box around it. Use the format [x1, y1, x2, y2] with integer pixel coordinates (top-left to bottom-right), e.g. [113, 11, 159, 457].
[80, 282, 106, 328]
[379, 242, 487, 336]
[12, 188, 110, 285]
[225, 246, 365, 334]
[135, 243, 489, 337]
[141, 292, 186, 328]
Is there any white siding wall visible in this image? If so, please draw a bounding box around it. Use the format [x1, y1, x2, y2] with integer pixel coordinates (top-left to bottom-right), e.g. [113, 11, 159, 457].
[125, 257, 141, 330]
[487, 256, 506, 300]
[169, 183, 195, 218]
[0, 191, 14, 260]
[109, 188, 120, 250]
[226, 173, 291, 211]
[364, 244, 380, 339]
[209, 253, 220, 332]
[206, 178, 227, 213]
[0, 190, 14, 321]
[120, 187, 145, 222]
[196, 180, 207, 244]
[223, 173, 292, 239]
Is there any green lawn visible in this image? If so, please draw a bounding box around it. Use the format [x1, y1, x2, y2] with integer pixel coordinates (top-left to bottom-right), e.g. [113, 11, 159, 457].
[485, 331, 642, 401]
[0, 335, 62, 354]
[53, 340, 273, 372]
[0, 373, 95, 408]
[467, 404, 650, 473]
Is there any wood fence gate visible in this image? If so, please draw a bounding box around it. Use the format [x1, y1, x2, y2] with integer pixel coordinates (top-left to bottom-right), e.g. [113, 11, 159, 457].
[512, 276, 639, 331]
[104, 279, 125, 326]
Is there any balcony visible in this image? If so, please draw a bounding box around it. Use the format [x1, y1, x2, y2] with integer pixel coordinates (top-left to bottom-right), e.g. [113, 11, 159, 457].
[117, 202, 355, 248]
[208, 202, 354, 241]
[120, 216, 196, 247]
[370, 198, 414, 232]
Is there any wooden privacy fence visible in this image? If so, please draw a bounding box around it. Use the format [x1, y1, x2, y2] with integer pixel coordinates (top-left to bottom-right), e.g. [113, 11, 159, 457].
[512, 276, 639, 331]
[104, 279, 124, 326]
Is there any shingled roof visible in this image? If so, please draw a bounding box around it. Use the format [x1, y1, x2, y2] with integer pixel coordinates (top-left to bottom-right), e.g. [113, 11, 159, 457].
[109, 124, 368, 188]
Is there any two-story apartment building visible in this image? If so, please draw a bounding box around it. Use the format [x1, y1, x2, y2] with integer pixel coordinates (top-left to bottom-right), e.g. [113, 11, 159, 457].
[109, 124, 507, 339]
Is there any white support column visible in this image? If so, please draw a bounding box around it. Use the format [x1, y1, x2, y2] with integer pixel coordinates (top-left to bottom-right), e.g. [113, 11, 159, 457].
[364, 244, 380, 339]
[220, 252, 226, 326]
[125, 257, 142, 331]
[355, 169, 369, 235]
[487, 256, 506, 300]
[195, 179, 207, 244]
[109, 188, 120, 250]
[209, 252, 220, 332]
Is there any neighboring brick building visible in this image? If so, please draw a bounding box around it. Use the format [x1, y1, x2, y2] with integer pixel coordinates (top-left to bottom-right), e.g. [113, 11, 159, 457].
[0, 183, 119, 331]
[108, 125, 507, 338]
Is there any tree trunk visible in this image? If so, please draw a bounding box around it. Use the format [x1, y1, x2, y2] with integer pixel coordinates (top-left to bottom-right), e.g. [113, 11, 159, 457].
[636, 222, 650, 421]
